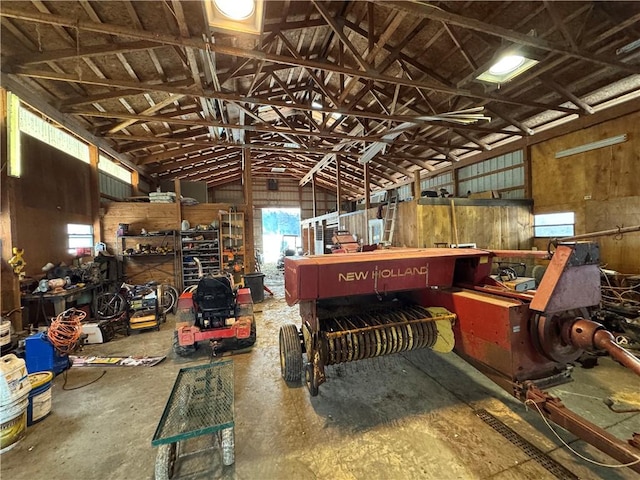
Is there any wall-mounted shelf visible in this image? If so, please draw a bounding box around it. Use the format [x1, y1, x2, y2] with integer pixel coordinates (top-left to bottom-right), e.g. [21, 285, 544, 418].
[118, 231, 178, 284]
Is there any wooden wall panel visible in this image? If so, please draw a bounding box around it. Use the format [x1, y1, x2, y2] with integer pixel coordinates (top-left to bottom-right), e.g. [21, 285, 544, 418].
[182, 203, 230, 227]
[339, 211, 367, 243]
[102, 202, 180, 286]
[585, 197, 640, 273]
[416, 199, 533, 250]
[395, 201, 418, 247]
[531, 110, 640, 272]
[16, 135, 93, 275]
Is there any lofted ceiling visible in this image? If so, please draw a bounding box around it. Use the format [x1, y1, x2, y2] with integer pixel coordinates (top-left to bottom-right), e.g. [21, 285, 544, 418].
[1, 1, 639, 199]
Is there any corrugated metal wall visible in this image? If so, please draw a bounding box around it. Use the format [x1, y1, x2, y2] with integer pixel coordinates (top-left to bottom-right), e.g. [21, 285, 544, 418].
[99, 171, 132, 200]
[421, 172, 454, 194]
[458, 150, 525, 199]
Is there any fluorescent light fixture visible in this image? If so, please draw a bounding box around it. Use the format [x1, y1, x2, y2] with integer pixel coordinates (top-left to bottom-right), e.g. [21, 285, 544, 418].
[7, 92, 21, 178]
[617, 39, 640, 55]
[311, 101, 322, 109]
[271, 167, 286, 173]
[555, 134, 628, 158]
[204, 0, 264, 35]
[476, 54, 538, 84]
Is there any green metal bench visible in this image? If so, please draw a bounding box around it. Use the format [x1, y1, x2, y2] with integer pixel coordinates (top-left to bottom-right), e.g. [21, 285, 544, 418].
[152, 360, 234, 479]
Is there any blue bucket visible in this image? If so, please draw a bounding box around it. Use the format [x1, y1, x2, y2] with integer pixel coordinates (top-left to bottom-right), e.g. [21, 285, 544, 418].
[27, 372, 53, 426]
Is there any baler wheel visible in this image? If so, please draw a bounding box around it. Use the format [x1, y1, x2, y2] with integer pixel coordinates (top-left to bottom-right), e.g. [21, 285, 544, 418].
[173, 330, 197, 357]
[280, 324, 302, 382]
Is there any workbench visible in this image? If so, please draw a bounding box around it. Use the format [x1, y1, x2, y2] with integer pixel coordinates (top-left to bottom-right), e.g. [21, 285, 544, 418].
[21, 282, 104, 326]
[152, 360, 235, 479]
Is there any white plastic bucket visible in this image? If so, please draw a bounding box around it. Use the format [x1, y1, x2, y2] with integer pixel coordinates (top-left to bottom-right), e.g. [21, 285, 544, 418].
[27, 372, 54, 425]
[0, 393, 28, 453]
[0, 321, 10, 348]
[0, 355, 31, 405]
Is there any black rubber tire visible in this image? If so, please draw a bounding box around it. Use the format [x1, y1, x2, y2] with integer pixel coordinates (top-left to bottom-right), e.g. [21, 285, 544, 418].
[154, 442, 177, 480]
[172, 330, 196, 357]
[95, 292, 127, 321]
[235, 320, 257, 349]
[305, 362, 319, 397]
[279, 324, 302, 382]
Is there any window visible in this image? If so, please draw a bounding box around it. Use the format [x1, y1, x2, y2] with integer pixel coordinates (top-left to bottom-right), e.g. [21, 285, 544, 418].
[99, 155, 132, 184]
[534, 212, 575, 237]
[67, 224, 93, 255]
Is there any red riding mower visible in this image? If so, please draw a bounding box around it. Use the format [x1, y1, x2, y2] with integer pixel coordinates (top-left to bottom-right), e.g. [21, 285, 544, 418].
[173, 274, 256, 356]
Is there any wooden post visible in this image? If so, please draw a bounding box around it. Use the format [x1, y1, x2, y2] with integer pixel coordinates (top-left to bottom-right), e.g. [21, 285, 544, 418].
[0, 88, 23, 330]
[413, 171, 421, 200]
[243, 144, 255, 273]
[131, 170, 140, 197]
[364, 163, 371, 210]
[452, 166, 459, 197]
[450, 199, 460, 247]
[89, 145, 102, 244]
[523, 146, 532, 199]
[312, 173, 317, 218]
[336, 154, 342, 213]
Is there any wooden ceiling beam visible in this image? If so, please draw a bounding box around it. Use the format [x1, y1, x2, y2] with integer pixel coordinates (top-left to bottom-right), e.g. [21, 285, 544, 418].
[539, 77, 595, 115]
[381, 1, 640, 74]
[0, 7, 582, 113]
[152, 151, 239, 175]
[33, 72, 524, 131]
[157, 155, 240, 178]
[84, 110, 474, 151]
[7, 40, 162, 66]
[108, 94, 184, 134]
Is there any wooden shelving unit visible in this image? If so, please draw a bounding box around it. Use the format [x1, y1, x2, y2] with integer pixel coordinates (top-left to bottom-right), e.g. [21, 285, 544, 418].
[118, 231, 178, 285]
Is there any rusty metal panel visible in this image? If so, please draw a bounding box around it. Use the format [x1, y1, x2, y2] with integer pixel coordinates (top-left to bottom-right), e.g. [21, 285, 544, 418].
[284, 248, 492, 304]
[531, 244, 601, 313]
[415, 288, 559, 386]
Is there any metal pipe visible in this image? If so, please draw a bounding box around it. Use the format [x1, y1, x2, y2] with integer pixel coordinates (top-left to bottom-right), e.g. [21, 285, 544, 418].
[489, 249, 550, 259]
[558, 225, 640, 242]
[593, 329, 640, 377]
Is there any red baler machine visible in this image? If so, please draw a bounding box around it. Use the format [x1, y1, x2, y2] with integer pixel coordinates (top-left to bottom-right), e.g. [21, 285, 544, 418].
[280, 243, 640, 473]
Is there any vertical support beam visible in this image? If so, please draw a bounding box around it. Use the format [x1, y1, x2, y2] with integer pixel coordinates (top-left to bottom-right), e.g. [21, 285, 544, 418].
[89, 145, 102, 243]
[0, 88, 23, 330]
[243, 144, 255, 273]
[364, 163, 371, 210]
[174, 178, 182, 228]
[312, 173, 317, 218]
[336, 154, 342, 213]
[524, 145, 532, 200]
[452, 166, 459, 197]
[413, 171, 421, 200]
[131, 170, 140, 196]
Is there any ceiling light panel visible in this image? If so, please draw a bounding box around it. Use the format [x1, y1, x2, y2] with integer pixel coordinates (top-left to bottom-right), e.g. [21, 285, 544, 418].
[205, 0, 264, 35]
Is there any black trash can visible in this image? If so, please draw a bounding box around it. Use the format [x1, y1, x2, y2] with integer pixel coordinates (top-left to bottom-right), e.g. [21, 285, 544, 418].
[243, 273, 265, 303]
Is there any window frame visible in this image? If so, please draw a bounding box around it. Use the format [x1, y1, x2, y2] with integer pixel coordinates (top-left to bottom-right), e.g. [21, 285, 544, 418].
[533, 212, 575, 238]
[67, 223, 94, 255]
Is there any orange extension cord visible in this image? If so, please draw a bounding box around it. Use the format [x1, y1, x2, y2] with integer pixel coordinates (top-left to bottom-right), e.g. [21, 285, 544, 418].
[47, 308, 86, 355]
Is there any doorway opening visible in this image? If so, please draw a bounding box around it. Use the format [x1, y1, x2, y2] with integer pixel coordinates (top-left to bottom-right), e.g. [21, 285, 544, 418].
[261, 208, 301, 264]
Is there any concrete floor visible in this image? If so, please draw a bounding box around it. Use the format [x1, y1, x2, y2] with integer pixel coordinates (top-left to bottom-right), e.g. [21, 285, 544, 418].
[2, 265, 639, 480]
